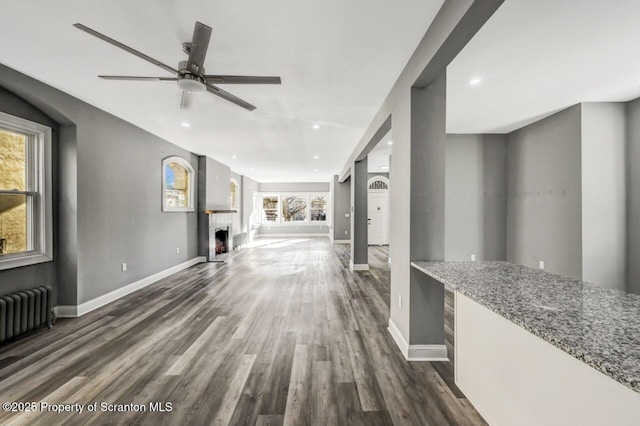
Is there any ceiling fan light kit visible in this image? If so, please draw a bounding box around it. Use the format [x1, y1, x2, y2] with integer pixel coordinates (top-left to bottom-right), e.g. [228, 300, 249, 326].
[73, 21, 281, 110]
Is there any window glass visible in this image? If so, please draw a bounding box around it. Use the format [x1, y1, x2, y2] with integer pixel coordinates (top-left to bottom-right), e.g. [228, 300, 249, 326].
[0, 130, 26, 191]
[262, 196, 279, 222]
[162, 157, 194, 212]
[0, 130, 30, 255]
[310, 196, 327, 221]
[0, 113, 53, 270]
[282, 195, 307, 222]
[0, 193, 28, 255]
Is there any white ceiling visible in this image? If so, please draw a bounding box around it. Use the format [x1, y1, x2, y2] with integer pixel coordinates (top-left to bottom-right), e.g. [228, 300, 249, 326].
[447, 0, 640, 134]
[0, 0, 443, 182]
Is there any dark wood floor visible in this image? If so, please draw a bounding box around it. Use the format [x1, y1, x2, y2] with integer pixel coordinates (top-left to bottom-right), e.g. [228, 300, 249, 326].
[0, 238, 484, 425]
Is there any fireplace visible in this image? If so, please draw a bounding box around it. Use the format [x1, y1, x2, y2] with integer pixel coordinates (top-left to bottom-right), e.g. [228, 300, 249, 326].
[205, 210, 237, 262]
[214, 227, 229, 256]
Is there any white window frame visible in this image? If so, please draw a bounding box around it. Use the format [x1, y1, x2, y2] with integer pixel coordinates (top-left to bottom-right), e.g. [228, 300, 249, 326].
[309, 194, 329, 222]
[0, 111, 53, 270]
[260, 194, 280, 224]
[162, 156, 195, 212]
[258, 192, 329, 226]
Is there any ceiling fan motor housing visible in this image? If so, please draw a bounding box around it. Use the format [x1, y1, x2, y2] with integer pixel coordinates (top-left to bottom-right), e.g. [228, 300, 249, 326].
[177, 60, 206, 93]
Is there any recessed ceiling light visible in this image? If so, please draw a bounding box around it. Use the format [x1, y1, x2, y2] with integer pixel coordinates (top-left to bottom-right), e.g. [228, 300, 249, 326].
[387, 141, 393, 145]
[181, 122, 190, 127]
[314, 168, 319, 172]
[312, 124, 320, 129]
[232, 155, 237, 159]
[469, 77, 482, 86]
[313, 155, 319, 159]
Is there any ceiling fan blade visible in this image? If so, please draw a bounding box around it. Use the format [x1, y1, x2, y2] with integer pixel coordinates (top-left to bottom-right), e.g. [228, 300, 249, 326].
[203, 75, 281, 85]
[99, 76, 177, 81]
[205, 84, 256, 111]
[73, 23, 178, 75]
[187, 22, 212, 72]
[180, 91, 193, 109]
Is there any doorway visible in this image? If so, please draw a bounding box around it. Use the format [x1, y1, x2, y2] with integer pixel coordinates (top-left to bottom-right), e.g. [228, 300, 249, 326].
[367, 176, 389, 245]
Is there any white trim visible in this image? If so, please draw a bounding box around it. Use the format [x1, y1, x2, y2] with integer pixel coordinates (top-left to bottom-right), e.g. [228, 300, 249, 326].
[56, 257, 206, 318]
[0, 112, 53, 271]
[162, 156, 195, 212]
[388, 318, 409, 356]
[350, 262, 369, 271]
[388, 318, 449, 361]
[333, 239, 350, 244]
[407, 345, 448, 361]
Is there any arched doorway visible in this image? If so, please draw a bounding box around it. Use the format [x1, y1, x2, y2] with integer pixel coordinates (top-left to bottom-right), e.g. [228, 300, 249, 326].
[367, 175, 389, 245]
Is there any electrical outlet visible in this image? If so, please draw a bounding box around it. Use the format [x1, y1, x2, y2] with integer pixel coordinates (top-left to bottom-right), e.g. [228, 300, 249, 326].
[398, 295, 402, 309]
[344, 230, 348, 235]
[471, 254, 476, 261]
[539, 260, 545, 269]
[121, 263, 127, 272]
[176, 247, 180, 254]
[345, 213, 350, 218]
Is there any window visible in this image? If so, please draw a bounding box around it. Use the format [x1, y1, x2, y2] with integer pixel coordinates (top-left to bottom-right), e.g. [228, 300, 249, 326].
[262, 196, 279, 222]
[230, 178, 240, 210]
[162, 156, 195, 212]
[282, 195, 307, 222]
[0, 111, 53, 270]
[310, 195, 327, 221]
[258, 192, 329, 225]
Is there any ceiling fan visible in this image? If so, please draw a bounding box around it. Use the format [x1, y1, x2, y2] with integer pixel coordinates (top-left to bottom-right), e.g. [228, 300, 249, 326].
[73, 22, 281, 111]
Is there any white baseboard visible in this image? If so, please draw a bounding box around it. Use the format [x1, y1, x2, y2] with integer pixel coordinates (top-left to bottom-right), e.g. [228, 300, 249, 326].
[350, 262, 369, 271]
[333, 239, 350, 244]
[56, 256, 206, 318]
[388, 318, 449, 361]
[407, 345, 448, 361]
[388, 318, 409, 355]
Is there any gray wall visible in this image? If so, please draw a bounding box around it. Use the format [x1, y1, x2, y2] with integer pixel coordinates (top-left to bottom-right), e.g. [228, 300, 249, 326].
[197, 156, 232, 256]
[258, 182, 330, 192]
[241, 175, 259, 241]
[581, 103, 626, 290]
[333, 175, 351, 241]
[409, 75, 447, 345]
[351, 159, 369, 265]
[445, 134, 507, 261]
[627, 98, 640, 294]
[1, 64, 200, 305]
[506, 105, 583, 279]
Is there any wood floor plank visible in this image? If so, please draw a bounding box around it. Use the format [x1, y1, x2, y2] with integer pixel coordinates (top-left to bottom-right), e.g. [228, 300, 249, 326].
[214, 353, 258, 426]
[0, 238, 485, 425]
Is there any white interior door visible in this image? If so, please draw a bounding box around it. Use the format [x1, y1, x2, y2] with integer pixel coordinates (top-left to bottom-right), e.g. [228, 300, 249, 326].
[368, 191, 389, 245]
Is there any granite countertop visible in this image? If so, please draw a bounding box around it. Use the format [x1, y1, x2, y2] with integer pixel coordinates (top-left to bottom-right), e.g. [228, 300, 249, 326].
[411, 261, 640, 394]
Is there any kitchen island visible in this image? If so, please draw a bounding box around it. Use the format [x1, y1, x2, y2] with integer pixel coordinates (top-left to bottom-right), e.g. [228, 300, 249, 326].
[411, 261, 640, 426]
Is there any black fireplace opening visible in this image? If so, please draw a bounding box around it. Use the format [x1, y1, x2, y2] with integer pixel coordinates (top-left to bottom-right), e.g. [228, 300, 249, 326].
[215, 228, 229, 256]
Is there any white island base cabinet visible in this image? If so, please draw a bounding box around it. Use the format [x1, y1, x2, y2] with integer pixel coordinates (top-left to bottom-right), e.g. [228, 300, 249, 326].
[455, 293, 640, 426]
